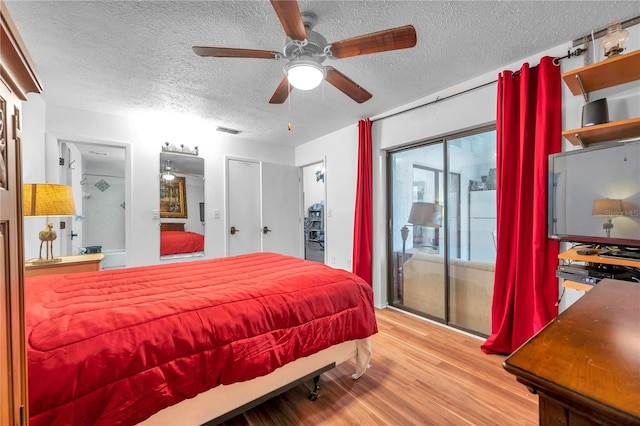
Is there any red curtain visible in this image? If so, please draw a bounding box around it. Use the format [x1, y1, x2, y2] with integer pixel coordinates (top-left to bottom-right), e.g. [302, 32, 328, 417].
[481, 57, 561, 355]
[353, 119, 373, 285]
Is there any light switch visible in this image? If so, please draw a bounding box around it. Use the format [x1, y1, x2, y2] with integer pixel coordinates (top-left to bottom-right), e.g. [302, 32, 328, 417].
[214, 209, 220, 219]
[152, 209, 159, 219]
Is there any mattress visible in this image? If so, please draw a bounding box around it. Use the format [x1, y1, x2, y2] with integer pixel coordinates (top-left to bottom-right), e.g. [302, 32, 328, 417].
[25, 252, 377, 425]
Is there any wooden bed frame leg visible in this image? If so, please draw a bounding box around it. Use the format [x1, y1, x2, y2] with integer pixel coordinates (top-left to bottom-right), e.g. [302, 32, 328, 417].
[308, 375, 320, 401]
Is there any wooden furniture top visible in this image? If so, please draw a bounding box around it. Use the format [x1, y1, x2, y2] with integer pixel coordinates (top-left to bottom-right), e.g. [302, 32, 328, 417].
[161, 222, 185, 232]
[558, 246, 640, 268]
[1, 0, 43, 99]
[504, 279, 640, 424]
[562, 49, 640, 96]
[25, 253, 104, 270]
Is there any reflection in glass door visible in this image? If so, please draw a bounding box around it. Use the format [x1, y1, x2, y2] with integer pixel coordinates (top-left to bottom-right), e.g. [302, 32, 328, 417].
[388, 127, 496, 336]
[390, 142, 445, 321]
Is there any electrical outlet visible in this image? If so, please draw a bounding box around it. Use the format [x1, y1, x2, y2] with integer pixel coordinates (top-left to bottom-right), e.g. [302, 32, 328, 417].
[152, 209, 159, 219]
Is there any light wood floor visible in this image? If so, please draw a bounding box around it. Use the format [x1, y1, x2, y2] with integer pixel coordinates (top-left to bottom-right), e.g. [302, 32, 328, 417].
[222, 307, 539, 425]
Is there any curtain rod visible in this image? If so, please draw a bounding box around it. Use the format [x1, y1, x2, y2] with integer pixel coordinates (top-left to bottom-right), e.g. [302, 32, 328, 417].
[371, 47, 582, 124]
[371, 79, 497, 123]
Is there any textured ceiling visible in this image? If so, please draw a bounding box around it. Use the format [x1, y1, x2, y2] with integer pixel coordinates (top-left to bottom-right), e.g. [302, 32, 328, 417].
[5, 1, 640, 147]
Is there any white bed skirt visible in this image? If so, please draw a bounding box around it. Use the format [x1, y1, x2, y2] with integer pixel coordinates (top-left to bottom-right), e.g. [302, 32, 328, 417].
[140, 338, 372, 425]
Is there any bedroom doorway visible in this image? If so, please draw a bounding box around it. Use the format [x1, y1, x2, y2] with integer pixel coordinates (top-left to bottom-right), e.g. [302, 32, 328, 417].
[302, 161, 325, 263]
[60, 140, 127, 269]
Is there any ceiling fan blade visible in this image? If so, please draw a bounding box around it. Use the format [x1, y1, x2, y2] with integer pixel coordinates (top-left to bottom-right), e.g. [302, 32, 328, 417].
[325, 67, 372, 104]
[269, 76, 292, 104]
[329, 25, 417, 59]
[270, 0, 307, 41]
[192, 46, 278, 59]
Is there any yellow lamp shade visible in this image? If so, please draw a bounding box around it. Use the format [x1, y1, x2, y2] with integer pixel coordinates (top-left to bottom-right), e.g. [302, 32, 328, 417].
[23, 183, 76, 217]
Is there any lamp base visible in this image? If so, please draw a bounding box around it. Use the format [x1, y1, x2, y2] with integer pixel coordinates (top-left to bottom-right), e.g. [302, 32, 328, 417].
[27, 257, 63, 265]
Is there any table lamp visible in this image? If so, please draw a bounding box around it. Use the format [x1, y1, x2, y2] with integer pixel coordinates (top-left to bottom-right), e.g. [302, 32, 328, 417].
[23, 183, 76, 262]
[592, 198, 623, 238]
[406, 201, 443, 251]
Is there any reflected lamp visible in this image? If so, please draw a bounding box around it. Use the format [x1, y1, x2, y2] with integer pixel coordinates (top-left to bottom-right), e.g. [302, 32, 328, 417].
[592, 198, 623, 238]
[23, 183, 76, 262]
[408, 201, 442, 228]
[406, 201, 443, 251]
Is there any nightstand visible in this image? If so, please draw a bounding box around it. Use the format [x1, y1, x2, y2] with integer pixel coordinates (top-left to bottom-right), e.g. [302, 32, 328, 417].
[25, 253, 105, 278]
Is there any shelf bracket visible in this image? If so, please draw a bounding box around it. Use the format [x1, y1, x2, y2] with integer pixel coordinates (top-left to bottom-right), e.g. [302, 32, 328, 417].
[574, 133, 585, 147]
[574, 74, 589, 103]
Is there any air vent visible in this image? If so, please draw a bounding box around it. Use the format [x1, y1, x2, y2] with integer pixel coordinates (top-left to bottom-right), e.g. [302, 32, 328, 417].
[216, 126, 241, 135]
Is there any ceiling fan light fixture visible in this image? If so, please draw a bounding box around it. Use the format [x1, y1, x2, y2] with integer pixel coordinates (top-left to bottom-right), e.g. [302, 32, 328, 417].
[161, 160, 176, 181]
[285, 60, 325, 90]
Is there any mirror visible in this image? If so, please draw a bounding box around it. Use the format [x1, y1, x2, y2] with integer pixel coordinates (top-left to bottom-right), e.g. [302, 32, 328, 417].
[159, 152, 205, 259]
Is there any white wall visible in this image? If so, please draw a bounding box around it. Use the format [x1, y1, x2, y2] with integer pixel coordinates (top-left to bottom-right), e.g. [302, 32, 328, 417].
[296, 24, 640, 309]
[20, 103, 295, 266]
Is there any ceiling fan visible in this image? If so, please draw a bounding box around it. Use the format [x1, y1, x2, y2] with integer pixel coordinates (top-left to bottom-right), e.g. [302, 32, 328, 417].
[193, 0, 417, 104]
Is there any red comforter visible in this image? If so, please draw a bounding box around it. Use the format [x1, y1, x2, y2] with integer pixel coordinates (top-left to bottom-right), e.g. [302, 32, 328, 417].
[160, 230, 204, 256]
[26, 253, 377, 425]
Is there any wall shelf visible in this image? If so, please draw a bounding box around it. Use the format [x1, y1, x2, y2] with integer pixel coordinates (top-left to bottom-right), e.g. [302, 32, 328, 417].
[558, 247, 639, 289]
[558, 247, 640, 268]
[562, 117, 640, 146]
[562, 49, 640, 98]
[562, 281, 594, 292]
[561, 49, 640, 146]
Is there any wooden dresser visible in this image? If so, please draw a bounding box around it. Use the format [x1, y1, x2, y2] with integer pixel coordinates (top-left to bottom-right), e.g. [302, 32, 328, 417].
[1, 1, 43, 423]
[25, 253, 104, 278]
[503, 279, 640, 425]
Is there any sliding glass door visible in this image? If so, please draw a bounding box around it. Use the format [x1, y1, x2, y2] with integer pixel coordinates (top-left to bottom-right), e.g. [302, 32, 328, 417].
[388, 127, 496, 336]
[390, 143, 445, 320]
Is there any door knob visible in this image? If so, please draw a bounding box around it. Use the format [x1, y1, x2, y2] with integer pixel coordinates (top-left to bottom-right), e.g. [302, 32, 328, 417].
[230, 226, 240, 235]
[262, 226, 272, 234]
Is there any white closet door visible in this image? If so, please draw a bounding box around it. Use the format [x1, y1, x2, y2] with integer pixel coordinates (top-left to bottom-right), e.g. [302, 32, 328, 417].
[261, 163, 301, 257]
[227, 159, 261, 256]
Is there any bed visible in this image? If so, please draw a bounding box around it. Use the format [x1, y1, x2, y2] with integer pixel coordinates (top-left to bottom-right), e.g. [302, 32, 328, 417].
[25, 252, 377, 425]
[160, 222, 204, 256]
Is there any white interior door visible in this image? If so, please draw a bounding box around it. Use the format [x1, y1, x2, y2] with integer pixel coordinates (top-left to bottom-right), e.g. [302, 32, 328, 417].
[261, 163, 301, 257]
[227, 159, 261, 256]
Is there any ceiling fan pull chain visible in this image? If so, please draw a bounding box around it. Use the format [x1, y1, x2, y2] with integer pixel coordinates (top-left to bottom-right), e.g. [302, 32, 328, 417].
[288, 80, 293, 131]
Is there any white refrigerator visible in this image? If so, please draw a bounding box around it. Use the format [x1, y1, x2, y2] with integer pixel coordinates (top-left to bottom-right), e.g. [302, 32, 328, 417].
[469, 190, 497, 263]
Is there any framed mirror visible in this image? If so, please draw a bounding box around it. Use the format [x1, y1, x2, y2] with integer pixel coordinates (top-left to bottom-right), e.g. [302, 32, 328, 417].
[159, 152, 205, 259]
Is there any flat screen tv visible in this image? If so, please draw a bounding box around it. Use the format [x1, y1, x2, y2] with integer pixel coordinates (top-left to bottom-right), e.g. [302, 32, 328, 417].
[548, 139, 640, 249]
